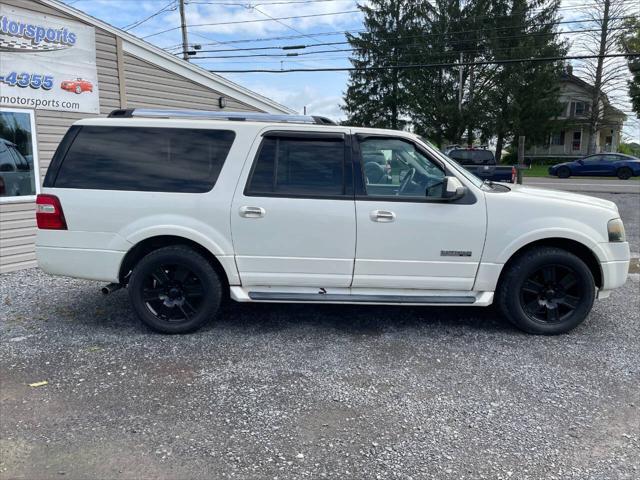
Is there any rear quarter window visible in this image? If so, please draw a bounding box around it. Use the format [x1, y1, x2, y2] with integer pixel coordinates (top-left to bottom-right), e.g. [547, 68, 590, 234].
[52, 126, 235, 193]
[449, 149, 494, 164]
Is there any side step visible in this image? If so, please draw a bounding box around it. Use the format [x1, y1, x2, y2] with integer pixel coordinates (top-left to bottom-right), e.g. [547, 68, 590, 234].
[247, 292, 476, 304]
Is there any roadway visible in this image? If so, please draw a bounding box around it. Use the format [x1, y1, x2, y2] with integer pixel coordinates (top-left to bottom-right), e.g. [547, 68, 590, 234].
[522, 176, 640, 194]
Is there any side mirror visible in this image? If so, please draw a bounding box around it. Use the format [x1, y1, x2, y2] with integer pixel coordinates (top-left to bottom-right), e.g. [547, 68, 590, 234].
[440, 176, 467, 201]
[577, 159, 584, 165]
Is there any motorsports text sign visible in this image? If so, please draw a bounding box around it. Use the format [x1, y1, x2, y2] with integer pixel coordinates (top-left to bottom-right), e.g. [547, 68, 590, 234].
[0, 5, 100, 113]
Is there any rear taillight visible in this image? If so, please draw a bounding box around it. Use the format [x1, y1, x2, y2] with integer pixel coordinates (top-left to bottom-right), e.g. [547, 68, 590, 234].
[511, 166, 517, 184]
[36, 194, 67, 230]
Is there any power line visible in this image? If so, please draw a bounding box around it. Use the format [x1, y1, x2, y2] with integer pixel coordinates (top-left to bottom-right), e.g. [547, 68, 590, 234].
[188, 0, 355, 5]
[184, 26, 634, 56]
[160, 13, 639, 51]
[207, 52, 640, 73]
[142, 9, 362, 39]
[122, 0, 176, 31]
[251, 5, 343, 51]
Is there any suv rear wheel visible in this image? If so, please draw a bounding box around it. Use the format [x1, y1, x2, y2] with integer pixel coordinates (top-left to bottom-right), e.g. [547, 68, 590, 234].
[497, 247, 595, 334]
[128, 246, 222, 334]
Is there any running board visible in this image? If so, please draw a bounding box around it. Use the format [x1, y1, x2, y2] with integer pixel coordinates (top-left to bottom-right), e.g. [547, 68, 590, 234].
[247, 292, 476, 304]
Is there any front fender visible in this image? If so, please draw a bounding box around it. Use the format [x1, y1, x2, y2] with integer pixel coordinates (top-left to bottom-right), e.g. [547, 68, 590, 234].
[493, 227, 608, 265]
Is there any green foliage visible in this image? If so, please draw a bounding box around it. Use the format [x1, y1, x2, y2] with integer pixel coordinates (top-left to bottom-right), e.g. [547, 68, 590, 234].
[619, 142, 640, 157]
[620, 18, 640, 118]
[342, 0, 567, 154]
[343, 0, 423, 129]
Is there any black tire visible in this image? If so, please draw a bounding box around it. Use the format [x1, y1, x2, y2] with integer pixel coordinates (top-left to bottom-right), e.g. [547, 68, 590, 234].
[497, 247, 595, 335]
[617, 167, 632, 180]
[75, 85, 82, 94]
[557, 166, 571, 179]
[128, 246, 222, 334]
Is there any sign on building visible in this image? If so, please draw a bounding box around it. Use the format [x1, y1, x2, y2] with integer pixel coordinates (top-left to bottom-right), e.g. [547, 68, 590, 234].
[0, 4, 100, 114]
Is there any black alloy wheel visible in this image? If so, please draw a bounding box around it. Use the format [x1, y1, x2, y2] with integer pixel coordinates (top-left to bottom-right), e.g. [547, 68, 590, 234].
[128, 246, 222, 333]
[498, 246, 595, 334]
[142, 264, 205, 323]
[519, 264, 583, 324]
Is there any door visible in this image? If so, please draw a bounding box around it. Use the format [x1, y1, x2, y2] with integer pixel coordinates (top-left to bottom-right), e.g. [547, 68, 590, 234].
[580, 155, 608, 175]
[231, 130, 356, 287]
[353, 136, 487, 291]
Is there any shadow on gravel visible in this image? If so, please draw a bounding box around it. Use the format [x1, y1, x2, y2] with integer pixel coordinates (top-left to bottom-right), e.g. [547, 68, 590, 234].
[49, 286, 516, 337]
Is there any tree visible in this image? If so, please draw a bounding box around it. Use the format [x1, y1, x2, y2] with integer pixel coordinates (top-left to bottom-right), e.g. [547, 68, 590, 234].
[343, 0, 422, 129]
[483, 0, 567, 162]
[407, 0, 492, 148]
[619, 17, 640, 118]
[574, 0, 629, 153]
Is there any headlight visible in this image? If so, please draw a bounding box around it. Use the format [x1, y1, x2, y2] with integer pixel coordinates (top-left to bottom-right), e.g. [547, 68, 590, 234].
[608, 218, 626, 242]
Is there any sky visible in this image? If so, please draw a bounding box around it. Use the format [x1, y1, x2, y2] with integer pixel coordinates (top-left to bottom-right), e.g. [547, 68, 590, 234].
[61, 0, 639, 143]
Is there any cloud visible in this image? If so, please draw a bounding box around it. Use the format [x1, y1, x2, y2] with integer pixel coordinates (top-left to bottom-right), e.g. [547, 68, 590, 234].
[246, 84, 346, 120]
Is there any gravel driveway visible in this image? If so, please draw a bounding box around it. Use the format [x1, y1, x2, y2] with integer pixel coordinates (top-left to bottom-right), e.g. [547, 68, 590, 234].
[1, 193, 639, 480]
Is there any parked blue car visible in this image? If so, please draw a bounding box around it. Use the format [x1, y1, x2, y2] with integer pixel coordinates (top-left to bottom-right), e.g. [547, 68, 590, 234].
[548, 153, 640, 180]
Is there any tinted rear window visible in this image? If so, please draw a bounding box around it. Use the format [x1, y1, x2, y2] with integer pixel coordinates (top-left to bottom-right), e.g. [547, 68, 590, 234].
[246, 136, 345, 196]
[448, 149, 494, 164]
[53, 126, 235, 192]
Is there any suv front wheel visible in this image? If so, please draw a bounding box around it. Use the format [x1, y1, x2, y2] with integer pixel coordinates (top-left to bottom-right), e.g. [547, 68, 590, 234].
[128, 246, 222, 334]
[497, 247, 595, 334]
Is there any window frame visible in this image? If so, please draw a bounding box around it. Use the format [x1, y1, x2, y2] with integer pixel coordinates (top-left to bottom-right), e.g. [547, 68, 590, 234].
[353, 134, 475, 204]
[0, 107, 40, 204]
[243, 131, 353, 200]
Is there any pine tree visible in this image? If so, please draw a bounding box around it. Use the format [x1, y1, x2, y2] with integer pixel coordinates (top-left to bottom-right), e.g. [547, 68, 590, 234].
[619, 17, 640, 118]
[407, 0, 493, 148]
[342, 0, 421, 129]
[484, 0, 567, 161]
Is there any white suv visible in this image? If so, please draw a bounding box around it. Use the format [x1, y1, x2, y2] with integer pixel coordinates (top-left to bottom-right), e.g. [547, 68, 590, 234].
[35, 109, 630, 335]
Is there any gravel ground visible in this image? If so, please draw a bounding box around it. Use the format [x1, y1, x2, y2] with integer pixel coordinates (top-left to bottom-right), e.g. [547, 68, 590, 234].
[1, 193, 639, 480]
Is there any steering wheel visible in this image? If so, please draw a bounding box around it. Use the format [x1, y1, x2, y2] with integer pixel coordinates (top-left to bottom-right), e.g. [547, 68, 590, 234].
[397, 168, 416, 195]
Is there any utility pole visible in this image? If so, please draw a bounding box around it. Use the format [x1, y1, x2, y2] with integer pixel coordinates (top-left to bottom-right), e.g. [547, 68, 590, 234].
[458, 52, 464, 144]
[179, 0, 189, 62]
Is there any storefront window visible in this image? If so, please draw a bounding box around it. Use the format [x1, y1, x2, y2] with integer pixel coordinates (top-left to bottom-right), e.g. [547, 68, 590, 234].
[0, 108, 38, 201]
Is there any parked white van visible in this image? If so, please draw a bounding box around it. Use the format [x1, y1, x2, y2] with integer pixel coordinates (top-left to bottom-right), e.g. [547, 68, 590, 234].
[36, 110, 630, 334]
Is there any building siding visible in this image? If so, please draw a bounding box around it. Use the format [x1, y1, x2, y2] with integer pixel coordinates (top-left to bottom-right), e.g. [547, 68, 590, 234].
[122, 53, 258, 112]
[0, 0, 263, 273]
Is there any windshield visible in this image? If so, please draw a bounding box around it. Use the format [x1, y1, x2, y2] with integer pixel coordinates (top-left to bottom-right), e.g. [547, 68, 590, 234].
[415, 137, 485, 188]
[448, 149, 494, 164]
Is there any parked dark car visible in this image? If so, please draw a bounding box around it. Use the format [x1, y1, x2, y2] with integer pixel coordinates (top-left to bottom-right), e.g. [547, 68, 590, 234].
[445, 147, 516, 183]
[548, 153, 640, 180]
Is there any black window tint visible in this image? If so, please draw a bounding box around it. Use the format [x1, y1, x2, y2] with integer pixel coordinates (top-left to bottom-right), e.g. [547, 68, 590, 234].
[54, 126, 235, 192]
[247, 136, 345, 196]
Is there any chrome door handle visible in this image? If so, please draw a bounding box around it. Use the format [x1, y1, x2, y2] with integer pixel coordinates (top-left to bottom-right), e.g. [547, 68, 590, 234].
[239, 206, 265, 218]
[370, 210, 395, 222]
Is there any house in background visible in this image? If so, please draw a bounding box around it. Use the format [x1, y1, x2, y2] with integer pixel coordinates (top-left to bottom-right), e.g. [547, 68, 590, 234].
[525, 66, 627, 161]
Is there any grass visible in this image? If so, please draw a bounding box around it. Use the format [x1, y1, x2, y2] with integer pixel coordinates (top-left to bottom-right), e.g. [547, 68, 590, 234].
[520, 164, 552, 177]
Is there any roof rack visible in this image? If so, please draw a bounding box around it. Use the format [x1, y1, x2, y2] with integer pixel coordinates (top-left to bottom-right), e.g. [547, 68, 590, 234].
[107, 108, 336, 125]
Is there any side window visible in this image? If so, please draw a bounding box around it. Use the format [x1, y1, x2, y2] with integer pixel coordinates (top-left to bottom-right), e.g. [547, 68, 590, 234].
[360, 137, 445, 198]
[246, 136, 346, 196]
[54, 127, 235, 193]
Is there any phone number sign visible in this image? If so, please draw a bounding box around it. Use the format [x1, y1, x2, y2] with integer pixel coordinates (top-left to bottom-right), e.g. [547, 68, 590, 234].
[0, 4, 100, 113]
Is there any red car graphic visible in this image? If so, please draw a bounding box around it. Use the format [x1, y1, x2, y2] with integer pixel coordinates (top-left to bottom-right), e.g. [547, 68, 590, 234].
[60, 78, 93, 94]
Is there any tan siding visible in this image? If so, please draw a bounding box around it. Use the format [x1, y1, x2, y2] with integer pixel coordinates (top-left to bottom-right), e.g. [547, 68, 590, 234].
[1, 4, 121, 273]
[2, 1, 275, 273]
[123, 54, 259, 112]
